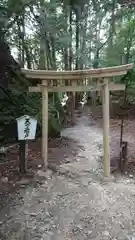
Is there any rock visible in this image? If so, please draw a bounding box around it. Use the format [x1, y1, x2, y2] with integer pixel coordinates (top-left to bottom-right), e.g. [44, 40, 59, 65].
[102, 231, 110, 237]
[40, 223, 52, 232]
[77, 225, 83, 230]
[45, 170, 53, 179]
[16, 178, 30, 185]
[87, 230, 92, 235]
[0, 147, 6, 153]
[37, 170, 46, 177]
[82, 179, 90, 187]
[59, 167, 69, 175]
[1, 177, 8, 183]
[37, 170, 53, 179]
[126, 234, 135, 240]
[52, 224, 57, 228]
[120, 223, 124, 229]
[30, 212, 37, 217]
[64, 158, 70, 163]
[126, 180, 131, 184]
[129, 174, 134, 178]
[46, 212, 50, 217]
[38, 165, 42, 168]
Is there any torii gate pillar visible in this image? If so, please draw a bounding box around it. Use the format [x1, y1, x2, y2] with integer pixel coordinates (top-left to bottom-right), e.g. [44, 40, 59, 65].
[41, 80, 48, 169]
[102, 79, 110, 177]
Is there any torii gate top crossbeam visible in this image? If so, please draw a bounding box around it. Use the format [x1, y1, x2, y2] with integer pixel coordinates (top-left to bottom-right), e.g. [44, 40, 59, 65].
[22, 64, 133, 80]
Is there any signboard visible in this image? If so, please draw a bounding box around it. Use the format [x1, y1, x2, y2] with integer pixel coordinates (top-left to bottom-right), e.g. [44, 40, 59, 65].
[16, 115, 37, 140]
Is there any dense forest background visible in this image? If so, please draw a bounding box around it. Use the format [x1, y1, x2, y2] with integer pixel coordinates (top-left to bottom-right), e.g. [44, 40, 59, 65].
[0, 0, 135, 143]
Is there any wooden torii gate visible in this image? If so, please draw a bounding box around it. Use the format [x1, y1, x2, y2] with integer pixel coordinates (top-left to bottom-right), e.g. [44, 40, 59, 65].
[22, 63, 133, 177]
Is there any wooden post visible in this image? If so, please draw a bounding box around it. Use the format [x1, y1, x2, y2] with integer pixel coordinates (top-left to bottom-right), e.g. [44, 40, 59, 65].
[42, 80, 48, 169]
[102, 79, 110, 177]
[70, 92, 75, 125]
[71, 80, 76, 125]
[91, 91, 96, 106]
[25, 140, 28, 171]
[19, 140, 26, 173]
[73, 92, 76, 109]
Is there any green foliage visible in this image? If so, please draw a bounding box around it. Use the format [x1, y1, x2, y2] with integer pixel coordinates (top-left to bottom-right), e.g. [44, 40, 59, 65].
[0, 0, 66, 141]
[2, 0, 135, 144]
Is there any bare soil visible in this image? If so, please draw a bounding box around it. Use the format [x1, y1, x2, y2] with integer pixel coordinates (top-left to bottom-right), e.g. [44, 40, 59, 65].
[0, 106, 135, 240]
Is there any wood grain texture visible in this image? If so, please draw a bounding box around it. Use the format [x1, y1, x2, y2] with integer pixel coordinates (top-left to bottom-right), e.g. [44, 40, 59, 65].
[29, 83, 125, 93]
[22, 64, 133, 80]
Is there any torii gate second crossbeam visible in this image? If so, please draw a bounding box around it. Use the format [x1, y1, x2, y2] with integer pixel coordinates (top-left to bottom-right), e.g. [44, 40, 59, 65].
[22, 63, 133, 177]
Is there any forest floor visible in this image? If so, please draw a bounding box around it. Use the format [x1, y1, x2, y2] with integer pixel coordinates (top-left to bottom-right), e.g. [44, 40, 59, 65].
[1, 106, 135, 239]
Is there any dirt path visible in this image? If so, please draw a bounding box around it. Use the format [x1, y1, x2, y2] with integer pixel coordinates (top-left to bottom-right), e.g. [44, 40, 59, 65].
[0, 108, 135, 240]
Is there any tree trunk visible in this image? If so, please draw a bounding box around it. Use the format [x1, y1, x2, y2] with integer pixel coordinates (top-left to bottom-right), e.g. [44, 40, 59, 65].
[39, 0, 47, 70]
[69, 6, 75, 125]
[75, 10, 79, 70]
[75, 7, 81, 107]
[63, 4, 69, 72]
[80, 6, 88, 69]
[92, 10, 100, 106]
[108, 0, 116, 48]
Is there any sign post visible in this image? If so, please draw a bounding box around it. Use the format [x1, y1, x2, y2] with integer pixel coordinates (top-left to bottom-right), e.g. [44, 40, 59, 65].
[16, 115, 37, 173]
